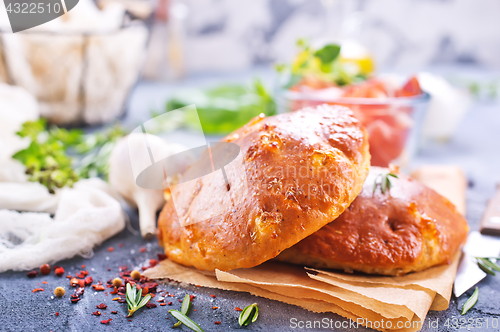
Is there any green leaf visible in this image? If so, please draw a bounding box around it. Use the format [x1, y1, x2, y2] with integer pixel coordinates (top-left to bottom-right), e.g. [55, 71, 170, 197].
[135, 288, 143, 304]
[174, 294, 192, 327]
[314, 44, 341, 64]
[168, 310, 204, 332]
[373, 172, 398, 195]
[477, 257, 500, 272]
[126, 283, 134, 305]
[251, 305, 259, 323]
[386, 177, 392, 191]
[461, 287, 479, 315]
[126, 284, 151, 317]
[181, 294, 192, 314]
[137, 294, 151, 309]
[239, 303, 258, 326]
[126, 297, 134, 309]
[16, 119, 47, 139]
[477, 259, 496, 275]
[381, 175, 387, 194]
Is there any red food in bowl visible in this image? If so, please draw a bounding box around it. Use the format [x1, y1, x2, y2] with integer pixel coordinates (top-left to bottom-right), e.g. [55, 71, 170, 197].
[286, 76, 424, 167]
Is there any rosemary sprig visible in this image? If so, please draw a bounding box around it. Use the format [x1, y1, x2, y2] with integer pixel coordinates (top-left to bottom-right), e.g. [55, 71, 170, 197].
[238, 303, 259, 326]
[461, 287, 479, 315]
[460, 257, 500, 315]
[373, 172, 398, 195]
[173, 294, 192, 327]
[476, 257, 500, 275]
[168, 310, 204, 332]
[125, 283, 151, 317]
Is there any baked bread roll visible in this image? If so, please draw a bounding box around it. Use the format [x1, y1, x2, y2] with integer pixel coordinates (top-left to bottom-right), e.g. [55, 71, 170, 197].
[158, 105, 370, 271]
[277, 167, 469, 275]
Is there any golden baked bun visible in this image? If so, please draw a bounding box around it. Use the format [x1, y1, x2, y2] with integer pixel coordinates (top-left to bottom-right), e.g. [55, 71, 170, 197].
[276, 167, 469, 276]
[157, 104, 371, 271]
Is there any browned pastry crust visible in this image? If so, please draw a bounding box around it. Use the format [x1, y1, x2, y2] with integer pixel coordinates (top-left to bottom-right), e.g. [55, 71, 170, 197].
[157, 105, 370, 271]
[276, 167, 469, 276]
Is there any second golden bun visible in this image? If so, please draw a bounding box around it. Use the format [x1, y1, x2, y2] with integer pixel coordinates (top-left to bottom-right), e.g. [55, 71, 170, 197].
[158, 104, 371, 271]
[277, 167, 469, 275]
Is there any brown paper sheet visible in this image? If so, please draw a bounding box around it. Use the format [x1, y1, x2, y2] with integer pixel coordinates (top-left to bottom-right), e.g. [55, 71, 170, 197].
[144, 259, 422, 332]
[307, 252, 460, 312]
[143, 258, 357, 319]
[306, 272, 435, 321]
[410, 165, 467, 215]
[216, 262, 414, 320]
[144, 165, 466, 332]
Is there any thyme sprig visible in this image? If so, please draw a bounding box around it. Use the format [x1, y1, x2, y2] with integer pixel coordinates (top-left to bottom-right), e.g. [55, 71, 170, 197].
[373, 172, 399, 195]
[238, 303, 259, 326]
[12, 120, 126, 193]
[125, 283, 151, 317]
[13, 119, 81, 194]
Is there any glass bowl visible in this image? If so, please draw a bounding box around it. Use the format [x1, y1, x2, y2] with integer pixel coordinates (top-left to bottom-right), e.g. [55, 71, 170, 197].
[276, 88, 430, 168]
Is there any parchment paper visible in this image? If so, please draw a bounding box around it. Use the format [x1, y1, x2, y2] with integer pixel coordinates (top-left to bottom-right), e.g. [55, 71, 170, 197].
[307, 252, 460, 312]
[143, 258, 356, 318]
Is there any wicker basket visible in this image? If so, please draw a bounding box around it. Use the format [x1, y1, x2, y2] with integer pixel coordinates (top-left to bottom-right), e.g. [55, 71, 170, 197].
[0, 21, 148, 126]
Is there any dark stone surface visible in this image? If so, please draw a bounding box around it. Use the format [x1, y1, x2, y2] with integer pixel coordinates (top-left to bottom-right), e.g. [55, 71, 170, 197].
[2, 73, 500, 331]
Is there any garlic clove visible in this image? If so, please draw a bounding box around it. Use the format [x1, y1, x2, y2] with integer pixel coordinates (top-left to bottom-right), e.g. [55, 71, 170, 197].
[109, 133, 188, 239]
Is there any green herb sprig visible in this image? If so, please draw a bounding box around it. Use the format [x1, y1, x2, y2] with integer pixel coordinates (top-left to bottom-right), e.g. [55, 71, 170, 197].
[13, 119, 82, 194]
[461, 287, 479, 315]
[12, 120, 127, 193]
[74, 124, 126, 180]
[125, 283, 151, 317]
[276, 39, 368, 89]
[168, 294, 204, 331]
[173, 294, 192, 327]
[238, 303, 259, 327]
[475, 257, 500, 276]
[168, 310, 204, 332]
[373, 172, 399, 195]
[460, 257, 500, 315]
